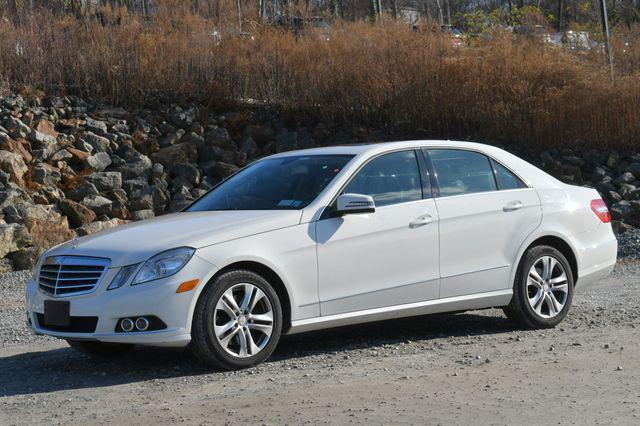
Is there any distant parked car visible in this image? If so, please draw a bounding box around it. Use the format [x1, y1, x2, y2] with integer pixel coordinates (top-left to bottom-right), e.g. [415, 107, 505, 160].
[514, 24, 549, 38]
[441, 25, 464, 47]
[562, 31, 598, 51]
[26, 141, 617, 370]
[514, 24, 559, 47]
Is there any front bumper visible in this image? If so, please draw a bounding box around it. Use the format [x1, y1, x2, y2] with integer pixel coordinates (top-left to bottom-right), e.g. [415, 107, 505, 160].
[26, 255, 217, 347]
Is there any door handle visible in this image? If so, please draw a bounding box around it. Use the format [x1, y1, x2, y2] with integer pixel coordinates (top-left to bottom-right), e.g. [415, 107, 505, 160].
[409, 214, 434, 228]
[503, 201, 524, 212]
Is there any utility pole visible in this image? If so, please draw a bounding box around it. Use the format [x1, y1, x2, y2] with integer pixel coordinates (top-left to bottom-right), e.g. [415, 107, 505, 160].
[599, 0, 614, 80]
[557, 0, 564, 31]
[445, 0, 451, 26]
[434, 0, 444, 26]
[237, 0, 242, 31]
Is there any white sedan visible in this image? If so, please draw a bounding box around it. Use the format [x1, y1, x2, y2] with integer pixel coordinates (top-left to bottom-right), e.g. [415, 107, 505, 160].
[26, 141, 617, 369]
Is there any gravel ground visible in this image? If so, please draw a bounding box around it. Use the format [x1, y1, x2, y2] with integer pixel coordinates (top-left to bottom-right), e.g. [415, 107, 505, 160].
[616, 228, 640, 260]
[0, 239, 639, 425]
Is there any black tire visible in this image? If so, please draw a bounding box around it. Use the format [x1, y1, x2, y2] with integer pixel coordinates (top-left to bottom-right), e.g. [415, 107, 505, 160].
[66, 340, 134, 358]
[191, 269, 283, 370]
[504, 245, 574, 329]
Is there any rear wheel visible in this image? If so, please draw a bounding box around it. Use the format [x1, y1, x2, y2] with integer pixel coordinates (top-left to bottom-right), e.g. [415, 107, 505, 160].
[504, 245, 574, 328]
[66, 340, 134, 358]
[191, 269, 282, 370]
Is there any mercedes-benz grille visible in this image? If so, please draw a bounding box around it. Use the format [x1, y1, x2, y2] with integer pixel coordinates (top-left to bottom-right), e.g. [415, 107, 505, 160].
[38, 256, 110, 297]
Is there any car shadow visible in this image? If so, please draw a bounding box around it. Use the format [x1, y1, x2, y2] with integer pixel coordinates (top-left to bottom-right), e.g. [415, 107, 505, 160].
[0, 310, 519, 398]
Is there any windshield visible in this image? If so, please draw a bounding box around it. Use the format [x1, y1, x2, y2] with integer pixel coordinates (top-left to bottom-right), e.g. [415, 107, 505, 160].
[187, 155, 353, 211]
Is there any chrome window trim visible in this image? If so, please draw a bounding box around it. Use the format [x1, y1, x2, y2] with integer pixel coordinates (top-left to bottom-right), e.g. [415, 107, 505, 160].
[423, 147, 532, 199]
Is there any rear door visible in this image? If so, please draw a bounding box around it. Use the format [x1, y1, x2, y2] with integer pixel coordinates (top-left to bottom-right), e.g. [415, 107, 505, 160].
[424, 148, 542, 298]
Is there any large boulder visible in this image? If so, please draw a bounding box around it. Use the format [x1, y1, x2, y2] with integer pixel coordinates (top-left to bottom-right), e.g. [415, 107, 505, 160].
[86, 171, 122, 192]
[59, 199, 97, 228]
[65, 181, 100, 202]
[169, 163, 201, 186]
[84, 152, 112, 172]
[34, 119, 59, 139]
[0, 136, 32, 163]
[81, 131, 111, 153]
[129, 186, 168, 212]
[131, 209, 155, 221]
[151, 143, 197, 166]
[160, 129, 184, 147]
[215, 162, 239, 178]
[0, 150, 28, 186]
[76, 218, 126, 237]
[32, 163, 61, 187]
[81, 194, 113, 216]
[121, 155, 153, 179]
[9, 247, 40, 271]
[0, 223, 32, 258]
[84, 116, 108, 135]
[23, 215, 75, 257]
[3, 116, 30, 139]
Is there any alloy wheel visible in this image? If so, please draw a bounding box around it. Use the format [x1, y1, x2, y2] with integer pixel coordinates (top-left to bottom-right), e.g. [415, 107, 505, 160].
[213, 283, 274, 358]
[527, 256, 569, 319]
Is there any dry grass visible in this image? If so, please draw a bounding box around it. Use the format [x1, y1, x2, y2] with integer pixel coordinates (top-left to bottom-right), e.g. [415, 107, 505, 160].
[1, 8, 639, 150]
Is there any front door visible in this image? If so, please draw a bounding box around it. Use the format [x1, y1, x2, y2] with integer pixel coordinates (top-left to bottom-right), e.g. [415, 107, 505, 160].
[316, 150, 440, 316]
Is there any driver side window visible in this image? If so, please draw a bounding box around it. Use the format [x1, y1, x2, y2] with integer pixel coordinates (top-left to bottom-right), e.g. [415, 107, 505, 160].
[344, 150, 422, 207]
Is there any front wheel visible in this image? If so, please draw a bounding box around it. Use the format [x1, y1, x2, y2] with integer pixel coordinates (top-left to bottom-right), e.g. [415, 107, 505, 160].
[504, 245, 574, 329]
[191, 269, 283, 370]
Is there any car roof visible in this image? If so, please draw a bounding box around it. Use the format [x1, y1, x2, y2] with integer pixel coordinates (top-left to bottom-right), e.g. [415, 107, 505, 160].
[270, 140, 563, 190]
[270, 140, 496, 157]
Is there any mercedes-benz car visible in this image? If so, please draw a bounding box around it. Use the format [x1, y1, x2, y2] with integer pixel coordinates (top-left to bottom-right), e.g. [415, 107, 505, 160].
[26, 141, 617, 369]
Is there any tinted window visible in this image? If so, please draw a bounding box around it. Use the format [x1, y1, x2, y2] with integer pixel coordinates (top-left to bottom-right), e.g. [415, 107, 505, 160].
[188, 155, 353, 211]
[491, 159, 527, 190]
[344, 151, 422, 207]
[428, 149, 497, 196]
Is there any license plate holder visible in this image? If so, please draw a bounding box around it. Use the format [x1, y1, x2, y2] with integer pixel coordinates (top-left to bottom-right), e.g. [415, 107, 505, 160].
[44, 300, 70, 327]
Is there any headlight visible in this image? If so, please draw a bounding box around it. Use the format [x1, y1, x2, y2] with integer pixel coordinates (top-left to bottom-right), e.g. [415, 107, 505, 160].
[132, 247, 195, 285]
[107, 264, 139, 290]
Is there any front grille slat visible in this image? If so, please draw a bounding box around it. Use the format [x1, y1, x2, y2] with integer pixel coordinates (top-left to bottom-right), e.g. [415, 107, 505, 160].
[54, 276, 101, 282]
[57, 271, 103, 276]
[38, 256, 110, 297]
[56, 281, 99, 288]
[40, 271, 59, 279]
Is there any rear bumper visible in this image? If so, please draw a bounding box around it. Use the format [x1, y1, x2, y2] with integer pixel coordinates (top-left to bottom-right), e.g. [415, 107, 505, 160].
[574, 228, 617, 291]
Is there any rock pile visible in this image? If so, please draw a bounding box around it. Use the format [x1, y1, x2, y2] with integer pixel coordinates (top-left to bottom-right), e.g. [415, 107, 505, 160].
[528, 149, 640, 233]
[0, 92, 636, 271]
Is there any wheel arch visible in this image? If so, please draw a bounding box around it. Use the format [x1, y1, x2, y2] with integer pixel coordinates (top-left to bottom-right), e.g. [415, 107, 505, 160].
[200, 260, 293, 333]
[519, 235, 579, 284]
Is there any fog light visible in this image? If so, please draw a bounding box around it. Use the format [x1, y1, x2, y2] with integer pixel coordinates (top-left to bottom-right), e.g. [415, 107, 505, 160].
[135, 317, 149, 331]
[121, 318, 134, 332]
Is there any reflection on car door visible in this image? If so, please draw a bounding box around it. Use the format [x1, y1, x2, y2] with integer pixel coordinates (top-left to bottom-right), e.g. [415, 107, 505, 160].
[316, 150, 440, 316]
[426, 149, 542, 298]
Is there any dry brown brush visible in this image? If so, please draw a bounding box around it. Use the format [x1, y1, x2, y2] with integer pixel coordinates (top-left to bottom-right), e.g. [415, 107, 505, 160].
[1, 8, 639, 150]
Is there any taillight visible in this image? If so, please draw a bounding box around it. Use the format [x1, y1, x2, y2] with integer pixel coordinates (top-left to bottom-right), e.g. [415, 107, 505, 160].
[590, 199, 611, 223]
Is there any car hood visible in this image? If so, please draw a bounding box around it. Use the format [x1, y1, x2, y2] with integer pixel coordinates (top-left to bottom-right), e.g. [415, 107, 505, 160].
[46, 210, 302, 267]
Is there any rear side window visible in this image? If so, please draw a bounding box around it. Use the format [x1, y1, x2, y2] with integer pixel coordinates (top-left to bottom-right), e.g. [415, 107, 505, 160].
[344, 150, 422, 207]
[427, 149, 497, 197]
[491, 159, 527, 190]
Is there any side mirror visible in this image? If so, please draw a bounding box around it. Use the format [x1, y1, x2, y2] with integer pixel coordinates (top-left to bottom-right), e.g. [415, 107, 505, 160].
[335, 193, 375, 215]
